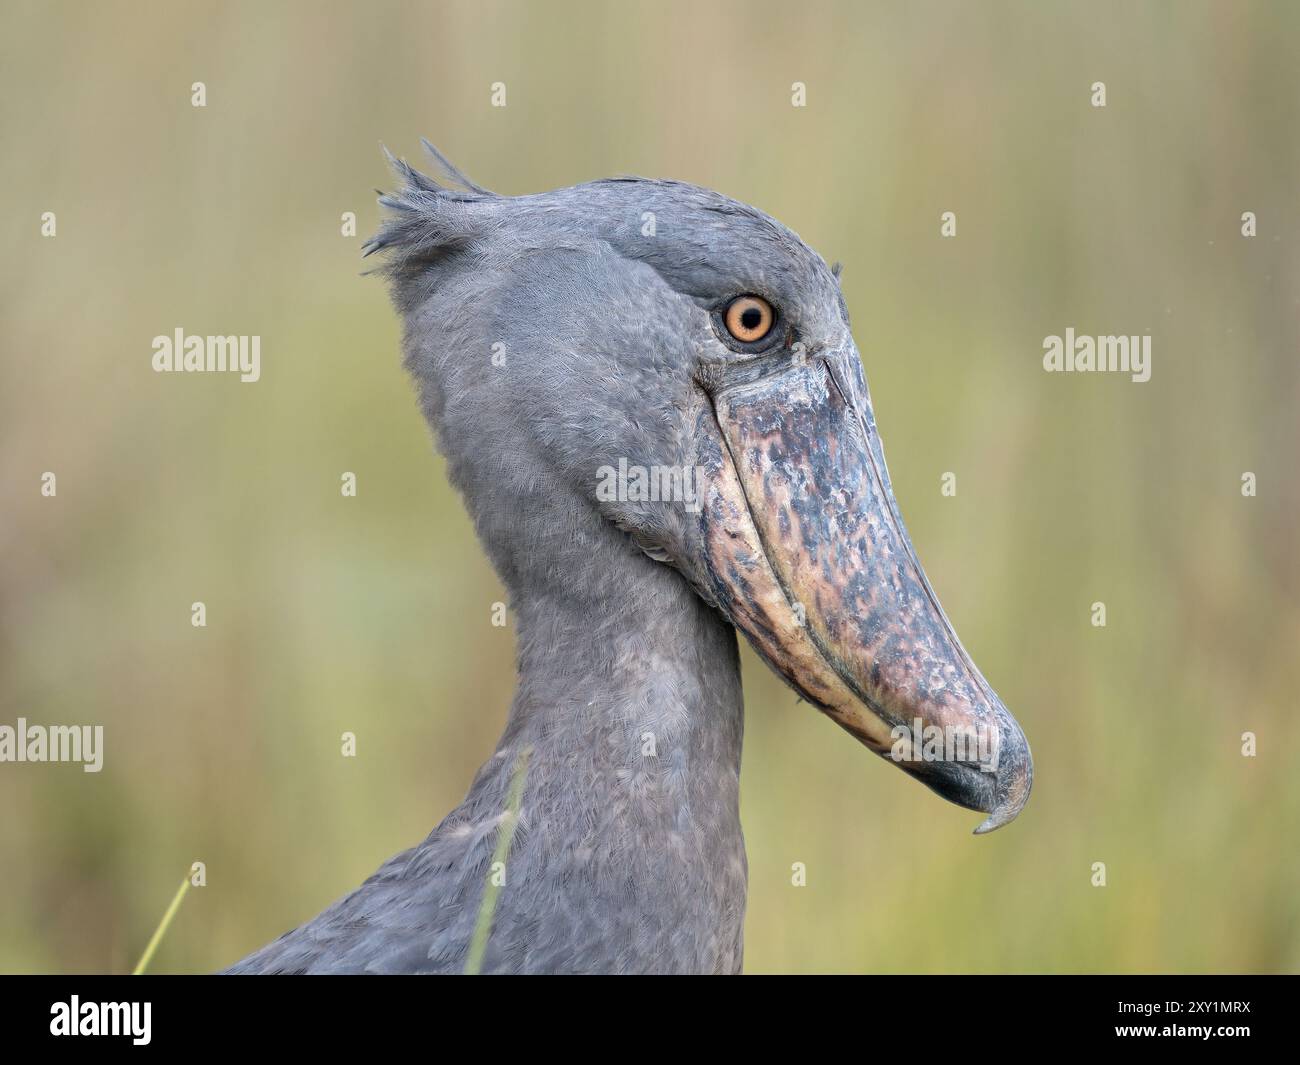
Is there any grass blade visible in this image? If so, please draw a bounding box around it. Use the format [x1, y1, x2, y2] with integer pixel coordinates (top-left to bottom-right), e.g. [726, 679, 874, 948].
[132, 874, 192, 975]
[465, 746, 532, 974]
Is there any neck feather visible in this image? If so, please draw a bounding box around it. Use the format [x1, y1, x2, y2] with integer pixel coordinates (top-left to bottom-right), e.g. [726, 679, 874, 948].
[460, 534, 750, 972]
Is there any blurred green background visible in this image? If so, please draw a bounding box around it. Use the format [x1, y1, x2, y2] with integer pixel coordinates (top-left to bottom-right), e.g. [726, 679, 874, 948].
[2, 0, 1297, 974]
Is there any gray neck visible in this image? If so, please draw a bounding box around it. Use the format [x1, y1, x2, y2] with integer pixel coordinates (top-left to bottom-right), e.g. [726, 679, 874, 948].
[461, 537, 749, 972]
[504, 552, 744, 767]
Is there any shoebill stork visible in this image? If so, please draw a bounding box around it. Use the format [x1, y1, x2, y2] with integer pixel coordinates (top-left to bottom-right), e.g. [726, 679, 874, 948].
[227, 144, 1032, 975]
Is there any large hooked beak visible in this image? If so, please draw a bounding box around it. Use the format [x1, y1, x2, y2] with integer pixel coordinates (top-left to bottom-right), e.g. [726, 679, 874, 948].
[693, 346, 1032, 833]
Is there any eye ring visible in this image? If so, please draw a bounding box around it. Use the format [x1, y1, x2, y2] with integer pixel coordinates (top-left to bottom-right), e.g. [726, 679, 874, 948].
[722, 295, 775, 345]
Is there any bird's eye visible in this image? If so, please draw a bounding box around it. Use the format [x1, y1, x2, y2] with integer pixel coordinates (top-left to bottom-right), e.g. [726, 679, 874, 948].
[723, 295, 775, 344]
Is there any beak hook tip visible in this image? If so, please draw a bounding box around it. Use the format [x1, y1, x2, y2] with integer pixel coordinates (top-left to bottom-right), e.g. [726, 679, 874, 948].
[972, 745, 1033, 835]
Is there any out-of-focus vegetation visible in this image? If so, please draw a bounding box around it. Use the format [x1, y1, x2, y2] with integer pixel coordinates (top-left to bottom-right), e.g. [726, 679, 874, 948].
[1, 0, 1297, 974]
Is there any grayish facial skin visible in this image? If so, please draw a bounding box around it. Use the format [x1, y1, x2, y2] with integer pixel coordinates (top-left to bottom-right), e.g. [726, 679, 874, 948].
[225, 145, 1031, 975]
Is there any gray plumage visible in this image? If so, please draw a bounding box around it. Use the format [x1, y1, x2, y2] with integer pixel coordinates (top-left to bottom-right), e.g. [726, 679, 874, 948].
[226, 144, 1029, 975]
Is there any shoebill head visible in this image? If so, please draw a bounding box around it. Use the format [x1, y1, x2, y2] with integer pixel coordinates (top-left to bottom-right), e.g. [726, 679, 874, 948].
[366, 143, 1032, 833]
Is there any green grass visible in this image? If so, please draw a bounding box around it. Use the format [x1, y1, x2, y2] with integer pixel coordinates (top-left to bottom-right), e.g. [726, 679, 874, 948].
[465, 747, 533, 975]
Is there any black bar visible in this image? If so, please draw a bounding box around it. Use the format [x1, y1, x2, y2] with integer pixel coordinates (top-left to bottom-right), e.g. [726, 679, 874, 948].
[0, 975, 1289, 1051]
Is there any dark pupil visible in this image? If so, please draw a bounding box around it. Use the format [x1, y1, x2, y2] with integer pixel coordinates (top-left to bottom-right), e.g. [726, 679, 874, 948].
[740, 307, 763, 331]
